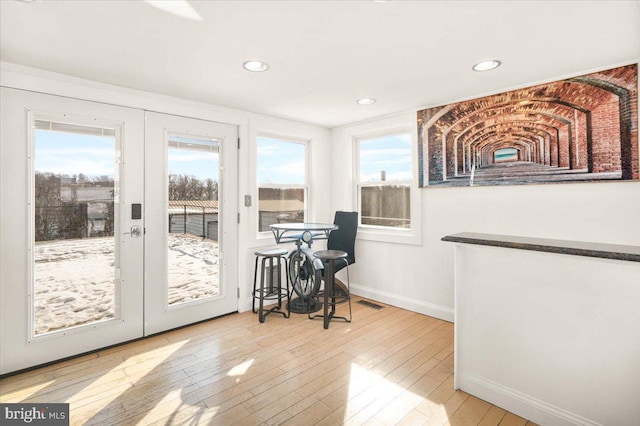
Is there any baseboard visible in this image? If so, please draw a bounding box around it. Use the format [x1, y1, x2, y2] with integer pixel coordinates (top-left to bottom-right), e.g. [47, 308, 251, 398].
[349, 283, 454, 323]
[243, 284, 455, 323]
[459, 373, 604, 426]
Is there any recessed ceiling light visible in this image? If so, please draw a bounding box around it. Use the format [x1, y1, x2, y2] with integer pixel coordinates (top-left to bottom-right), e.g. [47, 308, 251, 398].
[357, 98, 376, 105]
[472, 60, 501, 72]
[243, 60, 269, 72]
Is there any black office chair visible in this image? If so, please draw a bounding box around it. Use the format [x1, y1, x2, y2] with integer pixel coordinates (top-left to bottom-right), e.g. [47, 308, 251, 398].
[309, 211, 358, 326]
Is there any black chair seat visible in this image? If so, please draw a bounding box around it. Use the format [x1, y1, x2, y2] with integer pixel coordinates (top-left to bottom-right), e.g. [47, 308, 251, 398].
[309, 212, 357, 328]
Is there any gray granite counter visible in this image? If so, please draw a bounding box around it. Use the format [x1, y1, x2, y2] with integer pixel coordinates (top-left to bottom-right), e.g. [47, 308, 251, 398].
[441, 232, 640, 262]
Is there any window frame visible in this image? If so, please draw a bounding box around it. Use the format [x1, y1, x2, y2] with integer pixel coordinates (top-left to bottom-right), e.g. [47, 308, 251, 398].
[347, 119, 422, 246]
[255, 134, 310, 237]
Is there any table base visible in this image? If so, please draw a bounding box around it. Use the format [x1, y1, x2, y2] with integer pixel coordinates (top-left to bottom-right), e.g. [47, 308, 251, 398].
[288, 297, 323, 314]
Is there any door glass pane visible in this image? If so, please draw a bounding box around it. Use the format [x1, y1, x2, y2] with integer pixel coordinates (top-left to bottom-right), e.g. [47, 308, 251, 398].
[167, 135, 220, 306]
[33, 120, 118, 335]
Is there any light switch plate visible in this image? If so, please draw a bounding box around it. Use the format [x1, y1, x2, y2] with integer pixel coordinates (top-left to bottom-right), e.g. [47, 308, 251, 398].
[244, 195, 252, 207]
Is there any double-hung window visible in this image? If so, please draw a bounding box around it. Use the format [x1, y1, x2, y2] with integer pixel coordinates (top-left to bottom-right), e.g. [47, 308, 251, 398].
[256, 136, 308, 232]
[356, 132, 412, 229]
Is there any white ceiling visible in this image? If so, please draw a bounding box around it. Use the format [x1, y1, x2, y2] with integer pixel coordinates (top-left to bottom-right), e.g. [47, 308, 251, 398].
[1, 0, 639, 128]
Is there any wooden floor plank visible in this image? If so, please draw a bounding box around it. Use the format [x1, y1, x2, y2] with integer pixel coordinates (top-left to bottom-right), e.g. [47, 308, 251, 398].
[479, 405, 508, 426]
[499, 412, 529, 426]
[280, 399, 333, 426]
[0, 297, 535, 425]
[449, 395, 492, 425]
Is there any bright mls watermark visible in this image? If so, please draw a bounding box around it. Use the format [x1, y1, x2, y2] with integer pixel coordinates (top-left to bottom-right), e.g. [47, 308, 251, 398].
[1, 403, 69, 425]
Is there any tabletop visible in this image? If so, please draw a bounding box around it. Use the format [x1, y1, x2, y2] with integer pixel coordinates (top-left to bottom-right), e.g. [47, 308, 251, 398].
[270, 222, 338, 244]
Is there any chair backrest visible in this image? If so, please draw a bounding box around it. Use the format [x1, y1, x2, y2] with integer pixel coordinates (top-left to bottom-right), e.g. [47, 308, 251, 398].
[327, 211, 358, 266]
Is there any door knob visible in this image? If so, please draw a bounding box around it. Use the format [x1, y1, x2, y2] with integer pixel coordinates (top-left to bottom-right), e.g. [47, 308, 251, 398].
[124, 225, 142, 238]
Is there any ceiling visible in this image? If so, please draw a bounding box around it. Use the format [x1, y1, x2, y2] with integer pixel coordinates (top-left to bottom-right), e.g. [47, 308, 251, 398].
[1, 0, 639, 128]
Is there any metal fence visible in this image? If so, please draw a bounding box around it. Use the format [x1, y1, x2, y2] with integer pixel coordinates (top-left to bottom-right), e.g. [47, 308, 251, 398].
[168, 206, 218, 240]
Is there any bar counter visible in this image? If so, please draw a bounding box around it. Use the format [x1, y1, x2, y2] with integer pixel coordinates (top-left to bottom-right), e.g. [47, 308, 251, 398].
[443, 232, 640, 426]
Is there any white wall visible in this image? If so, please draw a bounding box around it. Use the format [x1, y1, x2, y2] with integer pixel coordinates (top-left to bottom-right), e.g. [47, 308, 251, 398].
[331, 111, 640, 323]
[0, 61, 332, 315]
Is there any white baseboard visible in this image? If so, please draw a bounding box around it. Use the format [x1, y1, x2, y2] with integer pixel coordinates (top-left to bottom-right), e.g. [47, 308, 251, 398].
[349, 283, 454, 323]
[459, 373, 604, 426]
[243, 283, 455, 323]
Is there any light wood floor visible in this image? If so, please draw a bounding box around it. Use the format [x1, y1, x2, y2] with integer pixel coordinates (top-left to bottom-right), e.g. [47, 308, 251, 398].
[0, 297, 537, 425]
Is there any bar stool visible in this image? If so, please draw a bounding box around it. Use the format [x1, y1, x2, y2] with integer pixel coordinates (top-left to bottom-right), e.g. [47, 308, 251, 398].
[252, 247, 290, 323]
[309, 249, 352, 329]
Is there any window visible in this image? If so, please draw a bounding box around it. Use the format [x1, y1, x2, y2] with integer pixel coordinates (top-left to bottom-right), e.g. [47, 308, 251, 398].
[357, 132, 412, 229]
[256, 136, 307, 232]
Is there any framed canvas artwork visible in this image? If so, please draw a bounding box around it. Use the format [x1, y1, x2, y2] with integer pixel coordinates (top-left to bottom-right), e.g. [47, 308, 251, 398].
[418, 64, 638, 187]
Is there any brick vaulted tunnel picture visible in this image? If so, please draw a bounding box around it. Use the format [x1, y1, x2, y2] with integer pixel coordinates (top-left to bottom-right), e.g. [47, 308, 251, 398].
[417, 64, 639, 187]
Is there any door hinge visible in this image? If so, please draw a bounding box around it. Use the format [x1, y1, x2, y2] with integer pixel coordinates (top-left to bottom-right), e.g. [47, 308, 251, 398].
[237, 212, 240, 223]
[237, 288, 240, 299]
[237, 137, 240, 150]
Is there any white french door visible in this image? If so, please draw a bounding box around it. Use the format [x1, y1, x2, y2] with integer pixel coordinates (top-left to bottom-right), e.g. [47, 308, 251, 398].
[0, 88, 145, 374]
[0, 91, 239, 375]
[144, 112, 238, 335]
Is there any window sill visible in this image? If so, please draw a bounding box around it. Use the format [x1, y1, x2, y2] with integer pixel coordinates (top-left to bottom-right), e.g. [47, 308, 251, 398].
[356, 226, 422, 246]
[255, 231, 276, 242]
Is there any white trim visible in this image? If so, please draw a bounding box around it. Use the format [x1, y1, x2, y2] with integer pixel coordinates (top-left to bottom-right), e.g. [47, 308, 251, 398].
[350, 282, 453, 322]
[458, 373, 605, 426]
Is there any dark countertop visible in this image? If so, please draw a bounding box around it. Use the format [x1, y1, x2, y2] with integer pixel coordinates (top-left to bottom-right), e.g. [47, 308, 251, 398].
[441, 232, 640, 262]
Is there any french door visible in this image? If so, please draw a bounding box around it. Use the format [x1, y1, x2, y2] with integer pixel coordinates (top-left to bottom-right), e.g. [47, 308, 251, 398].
[0, 88, 145, 374]
[0, 89, 238, 374]
[144, 112, 238, 334]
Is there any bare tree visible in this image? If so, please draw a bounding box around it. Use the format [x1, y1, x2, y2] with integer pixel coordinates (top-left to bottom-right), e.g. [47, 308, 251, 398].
[205, 178, 218, 201]
[34, 172, 62, 241]
[168, 174, 217, 201]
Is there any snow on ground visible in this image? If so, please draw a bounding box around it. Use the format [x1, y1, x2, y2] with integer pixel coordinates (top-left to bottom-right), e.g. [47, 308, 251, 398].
[167, 234, 219, 305]
[34, 234, 218, 335]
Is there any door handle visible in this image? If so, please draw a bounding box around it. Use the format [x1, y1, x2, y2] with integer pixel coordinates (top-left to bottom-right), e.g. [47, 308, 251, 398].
[124, 225, 142, 238]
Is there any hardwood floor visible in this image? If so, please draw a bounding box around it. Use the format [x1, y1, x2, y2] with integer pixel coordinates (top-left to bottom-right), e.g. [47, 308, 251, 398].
[0, 297, 537, 425]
